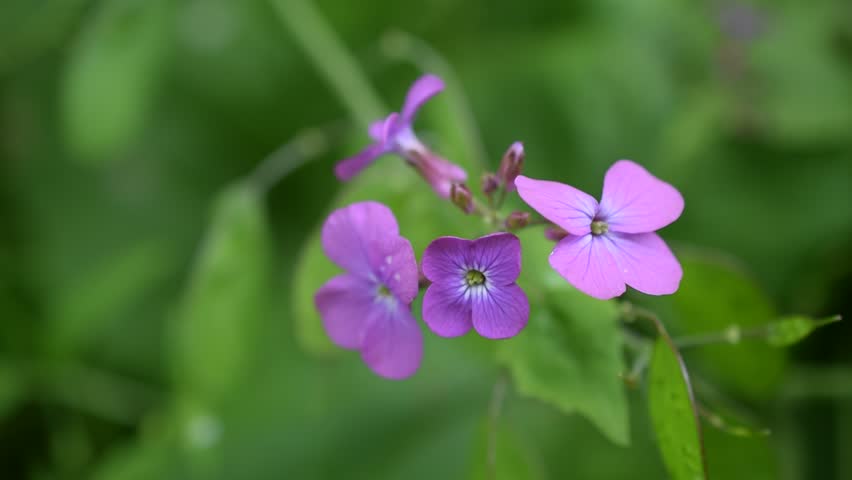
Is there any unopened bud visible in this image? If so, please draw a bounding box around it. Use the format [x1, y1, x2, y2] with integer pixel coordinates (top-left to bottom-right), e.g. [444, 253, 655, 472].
[544, 226, 568, 242]
[481, 173, 499, 195]
[450, 183, 474, 214]
[498, 142, 525, 192]
[505, 211, 530, 230]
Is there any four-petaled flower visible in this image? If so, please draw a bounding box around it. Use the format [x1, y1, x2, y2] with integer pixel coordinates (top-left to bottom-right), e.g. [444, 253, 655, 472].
[334, 74, 467, 198]
[314, 201, 422, 379]
[516, 160, 684, 300]
[421, 233, 529, 339]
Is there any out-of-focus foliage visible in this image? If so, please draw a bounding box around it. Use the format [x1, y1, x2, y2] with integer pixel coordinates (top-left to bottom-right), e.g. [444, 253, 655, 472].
[1, 0, 851, 479]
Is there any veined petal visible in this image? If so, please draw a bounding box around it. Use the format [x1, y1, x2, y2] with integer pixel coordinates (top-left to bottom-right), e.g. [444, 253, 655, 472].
[314, 274, 376, 349]
[471, 284, 529, 339]
[400, 74, 445, 127]
[361, 302, 423, 380]
[602, 232, 682, 295]
[369, 235, 419, 304]
[549, 234, 625, 300]
[471, 232, 522, 285]
[422, 281, 473, 337]
[334, 143, 386, 181]
[598, 160, 684, 233]
[422, 236, 469, 283]
[515, 176, 598, 235]
[321, 201, 399, 275]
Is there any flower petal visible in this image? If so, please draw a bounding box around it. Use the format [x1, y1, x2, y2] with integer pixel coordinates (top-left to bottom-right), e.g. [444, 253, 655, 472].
[598, 160, 684, 233]
[471, 284, 529, 339]
[422, 281, 473, 337]
[314, 274, 375, 349]
[369, 235, 419, 304]
[471, 232, 522, 285]
[368, 119, 385, 141]
[321, 201, 399, 275]
[515, 175, 598, 235]
[361, 303, 423, 379]
[549, 234, 626, 300]
[602, 232, 682, 295]
[334, 143, 386, 181]
[411, 151, 467, 198]
[421, 236, 470, 283]
[400, 74, 445, 127]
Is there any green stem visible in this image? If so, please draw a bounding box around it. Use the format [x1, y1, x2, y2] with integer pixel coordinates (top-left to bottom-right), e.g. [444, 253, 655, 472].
[487, 371, 509, 480]
[270, 0, 386, 128]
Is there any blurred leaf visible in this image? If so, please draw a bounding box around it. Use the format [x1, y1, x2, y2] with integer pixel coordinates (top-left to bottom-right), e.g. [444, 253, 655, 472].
[467, 418, 545, 480]
[62, 0, 173, 162]
[498, 230, 628, 446]
[648, 335, 707, 480]
[171, 183, 270, 405]
[765, 314, 841, 347]
[0, 360, 26, 419]
[292, 159, 483, 355]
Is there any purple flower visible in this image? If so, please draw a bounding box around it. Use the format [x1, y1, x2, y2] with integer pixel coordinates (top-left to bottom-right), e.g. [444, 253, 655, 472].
[421, 233, 529, 339]
[314, 201, 422, 379]
[515, 160, 684, 300]
[334, 74, 467, 198]
[497, 141, 524, 192]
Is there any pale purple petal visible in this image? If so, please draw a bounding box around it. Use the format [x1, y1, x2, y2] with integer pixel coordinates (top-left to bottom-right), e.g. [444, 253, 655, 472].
[334, 143, 386, 181]
[400, 74, 445, 127]
[422, 281, 473, 337]
[422, 236, 469, 283]
[368, 235, 419, 303]
[321, 201, 399, 275]
[471, 284, 529, 339]
[515, 175, 598, 235]
[361, 304, 423, 379]
[471, 232, 521, 285]
[368, 119, 385, 141]
[413, 151, 468, 198]
[597, 160, 684, 233]
[314, 274, 375, 349]
[549, 234, 626, 300]
[602, 232, 682, 295]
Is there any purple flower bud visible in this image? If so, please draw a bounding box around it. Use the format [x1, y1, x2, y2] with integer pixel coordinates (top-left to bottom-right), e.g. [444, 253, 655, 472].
[498, 142, 524, 192]
[544, 226, 568, 242]
[450, 183, 474, 214]
[505, 211, 530, 230]
[481, 173, 499, 195]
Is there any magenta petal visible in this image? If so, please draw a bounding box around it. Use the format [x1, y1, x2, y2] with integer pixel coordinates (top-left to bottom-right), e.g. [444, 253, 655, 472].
[369, 235, 419, 303]
[515, 176, 598, 235]
[549, 235, 626, 300]
[400, 74, 445, 126]
[421, 236, 469, 283]
[361, 304, 423, 379]
[471, 284, 529, 339]
[471, 232, 521, 285]
[321, 202, 399, 275]
[598, 160, 684, 233]
[368, 119, 385, 141]
[422, 282, 473, 337]
[314, 274, 374, 349]
[603, 232, 682, 295]
[334, 143, 386, 181]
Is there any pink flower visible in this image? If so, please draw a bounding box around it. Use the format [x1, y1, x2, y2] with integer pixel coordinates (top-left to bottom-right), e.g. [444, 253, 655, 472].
[420, 233, 529, 339]
[515, 160, 684, 300]
[334, 74, 467, 198]
[314, 201, 422, 379]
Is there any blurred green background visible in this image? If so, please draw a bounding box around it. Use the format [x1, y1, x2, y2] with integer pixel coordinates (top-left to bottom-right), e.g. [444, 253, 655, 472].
[1, 0, 851, 478]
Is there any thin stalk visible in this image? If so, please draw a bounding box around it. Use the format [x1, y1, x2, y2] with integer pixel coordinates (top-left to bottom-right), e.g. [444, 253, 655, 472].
[487, 372, 509, 480]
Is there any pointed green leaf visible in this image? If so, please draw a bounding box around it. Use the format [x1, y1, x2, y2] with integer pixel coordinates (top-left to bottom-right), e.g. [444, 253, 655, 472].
[765, 315, 841, 347]
[62, 0, 173, 162]
[648, 332, 707, 480]
[171, 184, 270, 405]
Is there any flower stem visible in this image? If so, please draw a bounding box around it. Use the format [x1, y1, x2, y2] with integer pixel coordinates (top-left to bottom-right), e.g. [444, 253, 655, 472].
[487, 371, 509, 480]
[270, 0, 386, 128]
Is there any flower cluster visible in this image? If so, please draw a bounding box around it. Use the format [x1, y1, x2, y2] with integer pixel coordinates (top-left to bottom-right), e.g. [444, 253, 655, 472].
[314, 74, 683, 379]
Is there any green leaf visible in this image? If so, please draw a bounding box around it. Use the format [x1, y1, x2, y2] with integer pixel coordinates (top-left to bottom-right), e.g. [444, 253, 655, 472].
[171, 183, 270, 405]
[62, 0, 173, 162]
[467, 418, 544, 480]
[498, 229, 629, 446]
[292, 160, 484, 355]
[0, 360, 26, 419]
[648, 334, 707, 480]
[765, 315, 841, 347]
